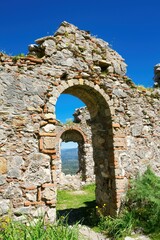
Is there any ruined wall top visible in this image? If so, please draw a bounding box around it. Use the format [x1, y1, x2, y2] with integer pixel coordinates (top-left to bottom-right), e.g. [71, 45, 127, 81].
[0, 21, 159, 91]
[28, 21, 127, 76]
[154, 64, 160, 88]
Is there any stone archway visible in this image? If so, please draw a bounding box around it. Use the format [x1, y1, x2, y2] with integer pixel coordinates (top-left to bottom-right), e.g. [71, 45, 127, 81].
[55, 125, 94, 188]
[41, 80, 117, 215]
[60, 128, 86, 178]
[62, 84, 115, 215]
[39, 80, 117, 214]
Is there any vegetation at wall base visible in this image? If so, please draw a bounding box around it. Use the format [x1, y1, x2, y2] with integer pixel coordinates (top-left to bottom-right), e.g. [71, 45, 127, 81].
[0, 216, 80, 240]
[98, 167, 160, 239]
[1, 169, 160, 239]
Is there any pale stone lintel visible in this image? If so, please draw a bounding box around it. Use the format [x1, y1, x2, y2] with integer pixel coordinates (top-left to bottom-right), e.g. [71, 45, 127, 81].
[39, 132, 57, 137]
[24, 201, 45, 206]
[112, 123, 120, 128]
[42, 113, 56, 120]
[41, 183, 55, 188]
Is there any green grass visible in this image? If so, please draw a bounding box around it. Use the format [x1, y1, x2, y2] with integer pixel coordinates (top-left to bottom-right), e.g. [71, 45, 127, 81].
[57, 184, 97, 226]
[0, 217, 80, 240]
[57, 184, 96, 210]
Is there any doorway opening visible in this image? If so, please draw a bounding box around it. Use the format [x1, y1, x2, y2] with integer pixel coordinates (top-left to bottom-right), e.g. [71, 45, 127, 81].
[60, 141, 78, 175]
[52, 81, 116, 217]
[55, 91, 96, 223]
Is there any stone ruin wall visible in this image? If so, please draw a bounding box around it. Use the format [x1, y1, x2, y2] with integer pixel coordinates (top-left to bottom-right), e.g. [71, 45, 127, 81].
[154, 64, 160, 88]
[0, 21, 160, 221]
[73, 107, 94, 182]
[55, 106, 95, 190]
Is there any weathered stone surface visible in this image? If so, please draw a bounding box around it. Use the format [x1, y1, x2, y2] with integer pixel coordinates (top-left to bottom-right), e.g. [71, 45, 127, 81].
[0, 200, 10, 215]
[26, 193, 37, 202]
[47, 207, 56, 223]
[4, 183, 22, 199]
[42, 124, 55, 132]
[0, 175, 6, 185]
[43, 137, 55, 149]
[43, 113, 56, 120]
[42, 187, 55, 201]
[24, 153, 51, 185]
[154, 63, 160, 87]
[131, 124, 143, 137]
[14, 206, 33, 216]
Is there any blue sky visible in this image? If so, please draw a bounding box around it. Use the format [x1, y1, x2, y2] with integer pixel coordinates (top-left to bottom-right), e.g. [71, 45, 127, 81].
[1, 0, 159, 127]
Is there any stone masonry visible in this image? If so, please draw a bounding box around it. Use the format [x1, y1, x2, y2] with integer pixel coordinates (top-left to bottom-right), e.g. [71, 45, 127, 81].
[154, 64, 160, 88]
[0, 21, 160, 221]
[55, 107, 94, 190]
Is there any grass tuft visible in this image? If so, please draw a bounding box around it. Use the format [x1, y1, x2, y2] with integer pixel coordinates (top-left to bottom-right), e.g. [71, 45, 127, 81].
[0, 216, 80, 240]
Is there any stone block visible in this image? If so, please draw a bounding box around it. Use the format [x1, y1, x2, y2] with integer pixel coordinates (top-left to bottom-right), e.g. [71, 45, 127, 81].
[32, 207, 46, 217]
[42, 124, 55, 132]
[43, 113, 55, 120]
[112, 123, 120, 128]
[0, 175, 6, 185]
[43, 137, 56, 149]
[46, 200, 56, 205]
[0, 157, 7, 174]
[113, 138, 126, 147]
[12, 117, 26, 128]
[42, 187, 55, 201]
[0, 200, 10, 215]
[14, 206, 32, 216]
[41, 183, 55, 188]
[131, 124, 143, 137]
[47, 207, 56, 223]
[8, 168, 21, 179]
[26, 193, 37, 202]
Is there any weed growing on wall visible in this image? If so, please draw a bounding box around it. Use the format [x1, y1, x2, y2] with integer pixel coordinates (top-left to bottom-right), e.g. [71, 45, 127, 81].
[12, 53, 25, 63]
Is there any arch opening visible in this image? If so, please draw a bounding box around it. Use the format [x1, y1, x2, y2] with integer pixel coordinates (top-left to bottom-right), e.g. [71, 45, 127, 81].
[60, 129, 85, 178]
[56, 94, 85, 124]
[61, 141, 78, 175]
[56, 127, 94, 190]
[54, 82, 116, 215]
[55, 94, 94, 186]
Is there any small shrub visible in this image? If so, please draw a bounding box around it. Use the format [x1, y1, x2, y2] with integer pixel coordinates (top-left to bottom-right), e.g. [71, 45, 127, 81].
[98, 210, 136, 239]
[65, 118, 73, 125]
[97, 167, 160, 239]
[12, 53, 25, 63]
[125, 78, 135, 87]
[126, 167, 160, 234]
